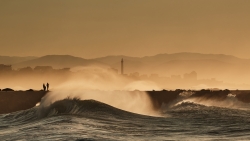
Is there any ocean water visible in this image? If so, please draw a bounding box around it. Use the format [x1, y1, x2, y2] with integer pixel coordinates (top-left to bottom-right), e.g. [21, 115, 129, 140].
[1, 96, 250, 140]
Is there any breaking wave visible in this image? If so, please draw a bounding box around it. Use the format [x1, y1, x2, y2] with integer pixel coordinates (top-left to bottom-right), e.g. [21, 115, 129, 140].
[2, 90, 250, 140]
[0, 99, 146, 127]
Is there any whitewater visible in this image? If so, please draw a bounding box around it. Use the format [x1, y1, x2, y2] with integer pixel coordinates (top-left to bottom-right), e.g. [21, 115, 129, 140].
[1, 92, 250, 141]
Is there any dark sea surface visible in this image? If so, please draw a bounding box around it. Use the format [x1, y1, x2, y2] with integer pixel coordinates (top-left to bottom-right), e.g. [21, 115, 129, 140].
[1, 95, 250, 141]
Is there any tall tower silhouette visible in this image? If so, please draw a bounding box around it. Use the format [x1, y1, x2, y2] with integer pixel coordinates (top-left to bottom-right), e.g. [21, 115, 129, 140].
[121, 58, 124, 75]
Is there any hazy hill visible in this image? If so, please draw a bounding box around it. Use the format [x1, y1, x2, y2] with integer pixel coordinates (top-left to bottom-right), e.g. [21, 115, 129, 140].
[140, 52, 249, 65]
[0, 56, 37, 65]
[153, 59, 235, 80]
[95, 52, 250, 71]
[94, 55, 145, 73]
[94, 53, 250, 84]
[13, 55, 106, 69]
[8, 53, 250, 84]
[95, 52, 250, 67]
[94, 55, 141, 65]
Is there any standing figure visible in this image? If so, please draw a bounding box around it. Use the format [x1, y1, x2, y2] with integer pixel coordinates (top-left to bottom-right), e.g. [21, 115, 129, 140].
[46, 83, 49, 91]
[43, 83, 46, 91]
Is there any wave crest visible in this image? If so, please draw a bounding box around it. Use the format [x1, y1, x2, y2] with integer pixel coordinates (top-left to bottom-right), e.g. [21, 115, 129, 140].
[37, 98, 131, 118]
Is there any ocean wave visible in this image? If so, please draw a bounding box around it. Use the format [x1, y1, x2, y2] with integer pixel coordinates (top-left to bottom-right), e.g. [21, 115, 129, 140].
[2, 96, 250, 140]
[159, 94, 250, 121]
[0, 98, 146, 127]
[37, 98, 137, 118]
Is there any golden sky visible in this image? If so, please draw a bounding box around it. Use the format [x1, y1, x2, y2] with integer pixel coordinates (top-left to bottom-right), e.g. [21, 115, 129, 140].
[0, 0, 250, 58]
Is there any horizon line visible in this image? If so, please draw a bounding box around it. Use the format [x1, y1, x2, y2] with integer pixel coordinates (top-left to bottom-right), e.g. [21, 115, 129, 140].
[1, 52, 249, 60]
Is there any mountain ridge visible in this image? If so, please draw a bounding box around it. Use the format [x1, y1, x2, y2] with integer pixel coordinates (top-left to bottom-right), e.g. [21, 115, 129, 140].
[0, 56, 38, 65]
[1, 53, 250, 83]
[11, 55, 106, 69]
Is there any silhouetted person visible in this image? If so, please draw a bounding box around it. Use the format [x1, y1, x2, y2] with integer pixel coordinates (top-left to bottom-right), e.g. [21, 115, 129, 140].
[43, 84, 46, 91]
[46, 83, 49, 91]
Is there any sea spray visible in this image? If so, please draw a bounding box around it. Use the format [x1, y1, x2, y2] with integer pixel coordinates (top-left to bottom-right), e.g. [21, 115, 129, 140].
[40, 66, 160, 116]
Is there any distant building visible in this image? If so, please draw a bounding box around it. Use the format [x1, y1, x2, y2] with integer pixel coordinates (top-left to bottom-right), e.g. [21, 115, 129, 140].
[0, 64, 12, 72]
[171, 75, 181, 80]
[34, 66, 53, 72]
[19, 67, 33, 72]
[150, 73, 159, 78]
[58, 68, 70, 72]
[130, 72, 140, 78]
[184, 71, 197, 81]
[121, 58, 124, 75]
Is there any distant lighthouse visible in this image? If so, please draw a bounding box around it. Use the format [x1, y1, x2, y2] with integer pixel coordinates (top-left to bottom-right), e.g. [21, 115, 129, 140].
[121, 58, 124, 75]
